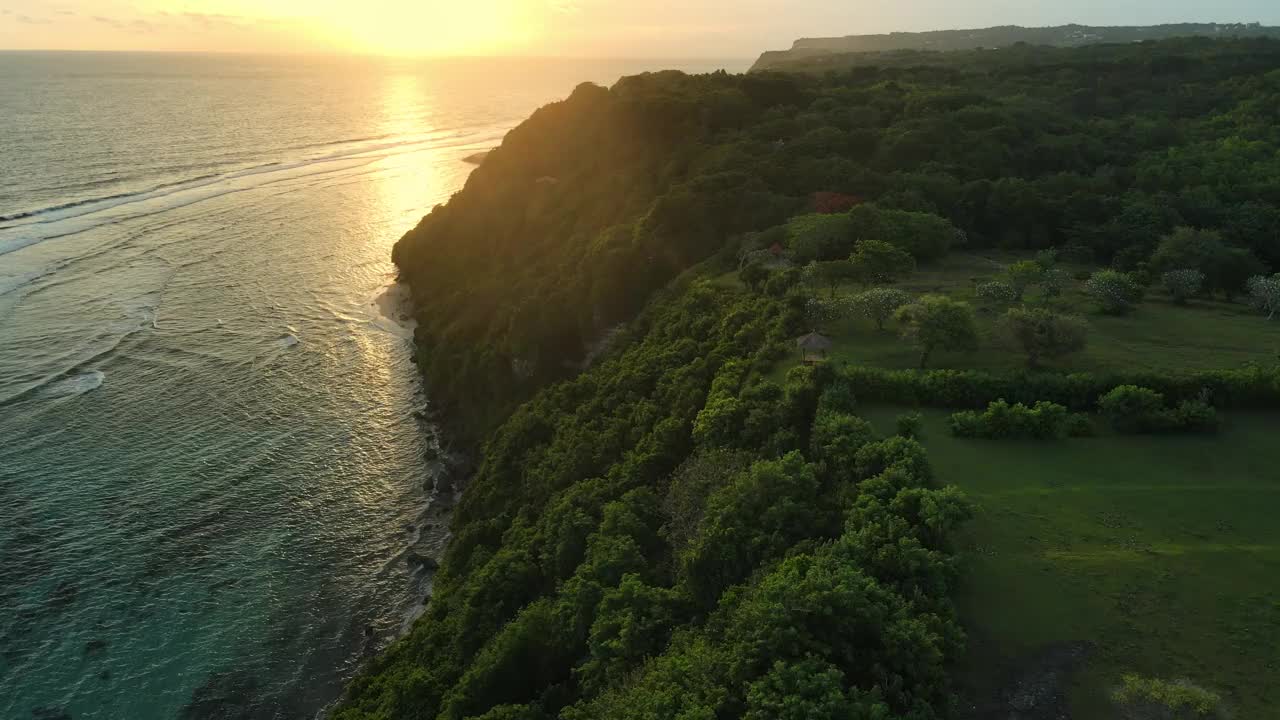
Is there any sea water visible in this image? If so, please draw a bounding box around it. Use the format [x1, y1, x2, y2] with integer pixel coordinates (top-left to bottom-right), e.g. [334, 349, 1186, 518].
[0, 52, 746, 719]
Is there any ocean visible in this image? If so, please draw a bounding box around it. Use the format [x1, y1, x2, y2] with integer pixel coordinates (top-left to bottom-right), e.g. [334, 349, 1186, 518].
[0, 52, 747, 719]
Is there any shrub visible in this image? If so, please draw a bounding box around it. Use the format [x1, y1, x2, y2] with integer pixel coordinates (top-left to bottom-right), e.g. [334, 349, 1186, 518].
[1097, 385, 1167, 432]
[1063, 413, 1095, 437]
[1172, 397, 1219, 433]
[975, 280, 1018, 304]
[997, 307, 1088, 368]
[1097, 385, 1218, 434]
[1113, 674, 1222, 718]
[948, 399, 1080, 440]
[895, 412, 923, 439]
[1034, 248, 1058, 270]
[836, 365, 1280, 412]
[1161, 269, 1205, 305]
[851, 287, 912, 332]
[1085, 270, 1143, 315]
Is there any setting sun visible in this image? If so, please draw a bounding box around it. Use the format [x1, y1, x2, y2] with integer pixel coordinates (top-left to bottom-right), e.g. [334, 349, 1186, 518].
[317, 0, 537, 55]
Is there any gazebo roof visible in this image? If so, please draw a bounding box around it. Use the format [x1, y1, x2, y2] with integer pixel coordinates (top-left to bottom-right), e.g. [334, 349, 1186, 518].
[795, 332, 833, 351]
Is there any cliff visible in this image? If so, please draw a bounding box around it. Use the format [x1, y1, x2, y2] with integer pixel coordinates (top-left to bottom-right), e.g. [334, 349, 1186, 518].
[336, 38, 1280, 719]
[751, 22, 1280, 71]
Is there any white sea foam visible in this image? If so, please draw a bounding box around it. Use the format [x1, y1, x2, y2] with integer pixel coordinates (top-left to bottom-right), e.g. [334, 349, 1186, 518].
[0, 127, 510, 259]
[276, 334, 300, 349]
[41, 371, 105, 398]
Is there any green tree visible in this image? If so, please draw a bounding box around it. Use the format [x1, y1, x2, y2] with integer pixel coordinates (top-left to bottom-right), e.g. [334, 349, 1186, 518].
[810, 410, 876, 481]
[848, 239, 916, 287]
[893, 295, 979, 368]
[997, 307, 1088, 368]
[680, 453, 825, 606]
[739, 261, 769, 292]
[846, 203, 956, 261]
[788, 213, 856, 264]
[1040, 267, 1070, 299]
[1006, 260, 1045, 300]
[744, 659, 889, 720]
[850, 288, 911, 332]
[1150, 227, 1264, 298]
[1216, 247, 1266, 301]
[815, 259, 856, 297]
[1150, 227, 1225, 277]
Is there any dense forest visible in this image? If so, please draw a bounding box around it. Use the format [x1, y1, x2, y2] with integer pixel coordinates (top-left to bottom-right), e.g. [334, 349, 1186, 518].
[342, 37, 1280, 719]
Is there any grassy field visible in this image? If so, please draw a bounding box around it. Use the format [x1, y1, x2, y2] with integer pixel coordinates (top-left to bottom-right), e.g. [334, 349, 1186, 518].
[858, 405, 1280, 718]
[780, 251, 1280, 377]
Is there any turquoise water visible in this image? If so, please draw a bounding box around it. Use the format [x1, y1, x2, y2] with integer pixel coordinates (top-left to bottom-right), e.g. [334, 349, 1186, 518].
[0, 53, 747, 719]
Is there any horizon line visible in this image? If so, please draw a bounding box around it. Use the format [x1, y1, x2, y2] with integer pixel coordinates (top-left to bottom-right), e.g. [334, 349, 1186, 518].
[0, 48, 754, 61]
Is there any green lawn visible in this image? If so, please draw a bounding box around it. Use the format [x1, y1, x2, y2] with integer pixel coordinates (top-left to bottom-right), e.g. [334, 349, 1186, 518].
[859, 405, 1280, 718]
[790, 251, 1280, 376]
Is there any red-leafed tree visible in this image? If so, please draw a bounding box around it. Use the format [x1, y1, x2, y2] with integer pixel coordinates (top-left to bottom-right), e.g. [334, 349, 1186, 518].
[811, 191, 864, 214]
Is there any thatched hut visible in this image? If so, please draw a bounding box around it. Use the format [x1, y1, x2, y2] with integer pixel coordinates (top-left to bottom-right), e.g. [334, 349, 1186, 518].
[795, 331, 833, 364]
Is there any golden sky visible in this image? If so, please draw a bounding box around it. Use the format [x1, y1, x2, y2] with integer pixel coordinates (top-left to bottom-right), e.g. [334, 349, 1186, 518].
[1, 0, 1277, 56]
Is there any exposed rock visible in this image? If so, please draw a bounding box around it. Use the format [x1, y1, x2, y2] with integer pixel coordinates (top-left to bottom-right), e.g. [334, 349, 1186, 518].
[406, 551, 438, 570]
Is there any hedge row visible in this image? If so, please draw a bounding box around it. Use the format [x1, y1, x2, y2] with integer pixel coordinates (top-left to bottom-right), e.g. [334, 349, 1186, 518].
[836, 365, 1280, 411]
[950, 400, 1093, 440]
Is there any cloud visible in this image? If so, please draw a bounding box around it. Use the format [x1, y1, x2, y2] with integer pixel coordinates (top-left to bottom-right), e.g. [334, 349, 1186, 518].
[183, 11, 251, 29]
[58, 9, 77, 16]
[88, 14, 162, 33]
[17, 14, 53, 24]
[551, 0, 581, 15]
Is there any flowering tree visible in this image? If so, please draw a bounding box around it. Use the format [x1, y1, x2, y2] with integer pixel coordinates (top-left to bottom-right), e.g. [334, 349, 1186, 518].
[851, 288, 912, 332]
[805, 297, 842, 328]
[976, 280, 1018, 304]
[1248, 274, 1280, 320]
[1161, 269, 1205, 305]
[1085, 270, 1143, 315]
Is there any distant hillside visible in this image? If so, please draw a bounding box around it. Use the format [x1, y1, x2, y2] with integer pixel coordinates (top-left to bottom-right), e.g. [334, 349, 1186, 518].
[752, 22, 1280, 71]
